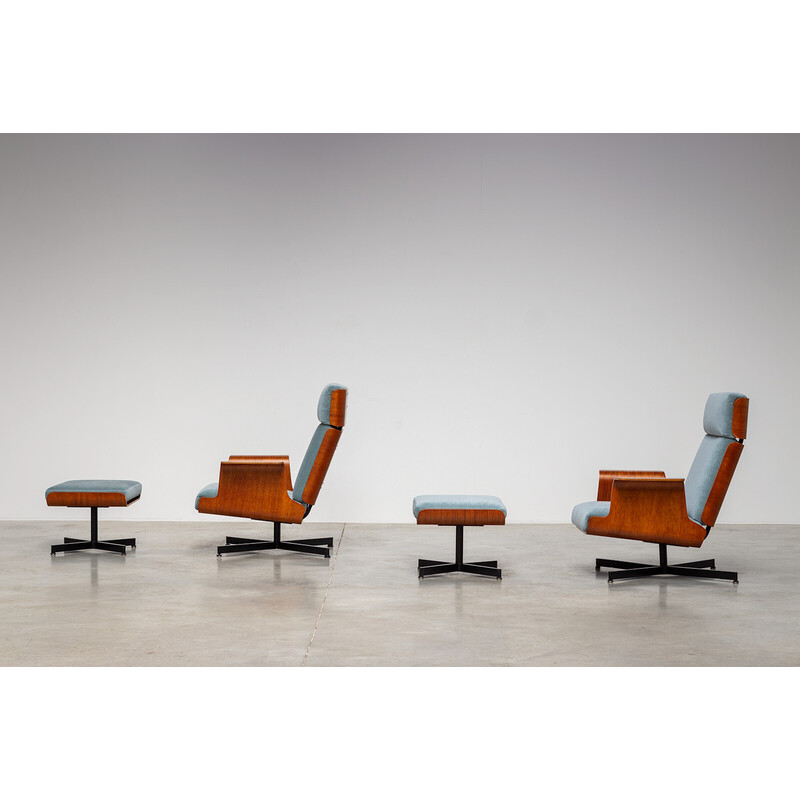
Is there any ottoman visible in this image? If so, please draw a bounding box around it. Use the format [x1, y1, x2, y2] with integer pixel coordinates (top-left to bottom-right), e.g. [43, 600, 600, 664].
[46, 479, 142, 555]
[413, 494, 506, 579]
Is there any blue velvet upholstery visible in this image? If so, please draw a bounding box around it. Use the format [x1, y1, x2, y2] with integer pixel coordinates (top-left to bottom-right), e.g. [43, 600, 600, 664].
[685, 434, 735, 524]
[195, 482, 219, 510]
[317, 383, 348, 426]
[196, 383, 347, 519]
[571, 501, 610, 532]
[703, 392, 746, 438]
[573, 392, 747, 531]
[194, 382, 348, 566]
[413, 494, 507, 518]
[292, 424, 328, 506]
[46, 479, 142, 502]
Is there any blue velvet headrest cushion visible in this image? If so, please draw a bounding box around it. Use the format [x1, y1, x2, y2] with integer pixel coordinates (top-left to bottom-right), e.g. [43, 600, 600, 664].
[317, 383, 348, 425]
[703, 392, 747, 439]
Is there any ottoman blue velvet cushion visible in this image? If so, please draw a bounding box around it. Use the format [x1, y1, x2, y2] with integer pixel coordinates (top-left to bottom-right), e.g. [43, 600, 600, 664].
[46, 479, 142, 503]
[413, 494, 507, 518]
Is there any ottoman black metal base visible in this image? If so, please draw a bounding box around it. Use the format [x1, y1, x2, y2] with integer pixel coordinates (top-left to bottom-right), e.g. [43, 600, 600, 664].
[51, 507, 136, 556]
[596, 543, 738, 583]
[418, 524, 501, 580]
[217, 521, 333, 558]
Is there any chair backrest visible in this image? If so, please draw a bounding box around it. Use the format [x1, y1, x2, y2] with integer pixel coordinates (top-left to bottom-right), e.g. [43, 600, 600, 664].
[292, 383, 348, 508]
[684, 392, 749, 528]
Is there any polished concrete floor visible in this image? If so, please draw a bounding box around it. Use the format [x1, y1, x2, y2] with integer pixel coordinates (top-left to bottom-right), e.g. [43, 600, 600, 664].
[1, 519, 798, 666]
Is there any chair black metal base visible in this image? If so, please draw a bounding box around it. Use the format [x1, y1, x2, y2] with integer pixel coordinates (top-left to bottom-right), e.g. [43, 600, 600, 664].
[418, 524, 501, 579]
[216, 521, 333, 558]
[51, 507, 136, 556]
[596, 543, 738, 583]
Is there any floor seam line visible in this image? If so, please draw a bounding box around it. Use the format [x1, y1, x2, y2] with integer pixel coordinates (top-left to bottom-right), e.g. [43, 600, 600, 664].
[301, 522, 346, 666]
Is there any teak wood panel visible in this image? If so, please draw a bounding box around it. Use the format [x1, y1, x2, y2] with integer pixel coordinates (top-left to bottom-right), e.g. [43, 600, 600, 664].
[597, 470, 666, 501]
[586, 478, 706, 547]
[46, 492, 139, 508]
[197, 458, 306, 524]
[300, 427, 342, 506]
[228, 455, 293, 488]
[416, 508, 506, 526]
[329, 389, 347, 428]
[701, 440, 744, 527]
[732, 397, 749, 440]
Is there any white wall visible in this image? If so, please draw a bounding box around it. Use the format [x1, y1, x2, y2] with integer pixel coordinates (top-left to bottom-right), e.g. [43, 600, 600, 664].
[1, 133, 797, 523]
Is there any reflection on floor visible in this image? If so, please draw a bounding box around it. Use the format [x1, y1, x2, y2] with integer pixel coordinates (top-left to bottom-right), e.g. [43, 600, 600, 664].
[1, 520, 797, 666]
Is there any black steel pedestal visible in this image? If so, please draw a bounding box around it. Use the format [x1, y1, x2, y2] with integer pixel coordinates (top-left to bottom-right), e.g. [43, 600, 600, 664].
[51, 507, 136, 556]
[597, 543, 738, 583]
[217, 521, 333, 557]
[418, 524, 501, 579]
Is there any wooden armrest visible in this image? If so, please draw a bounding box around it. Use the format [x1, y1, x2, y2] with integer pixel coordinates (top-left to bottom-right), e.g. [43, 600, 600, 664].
[597, 470, 666, 501]
[588, 477, 705, 547]
[228, 455, 290, 461]
[197, 458, 305, 524]
[227, 456, 292, 487]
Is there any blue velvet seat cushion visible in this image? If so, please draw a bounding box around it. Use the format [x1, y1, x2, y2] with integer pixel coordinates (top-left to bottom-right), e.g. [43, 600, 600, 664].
[571, 500, 611, 532]
[46, 479, 142, 502]
[317, 383, 348, 425]
[703, 392, 746, 438]
[195, 482, 219, 510]
[412, 494, 507, 518]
